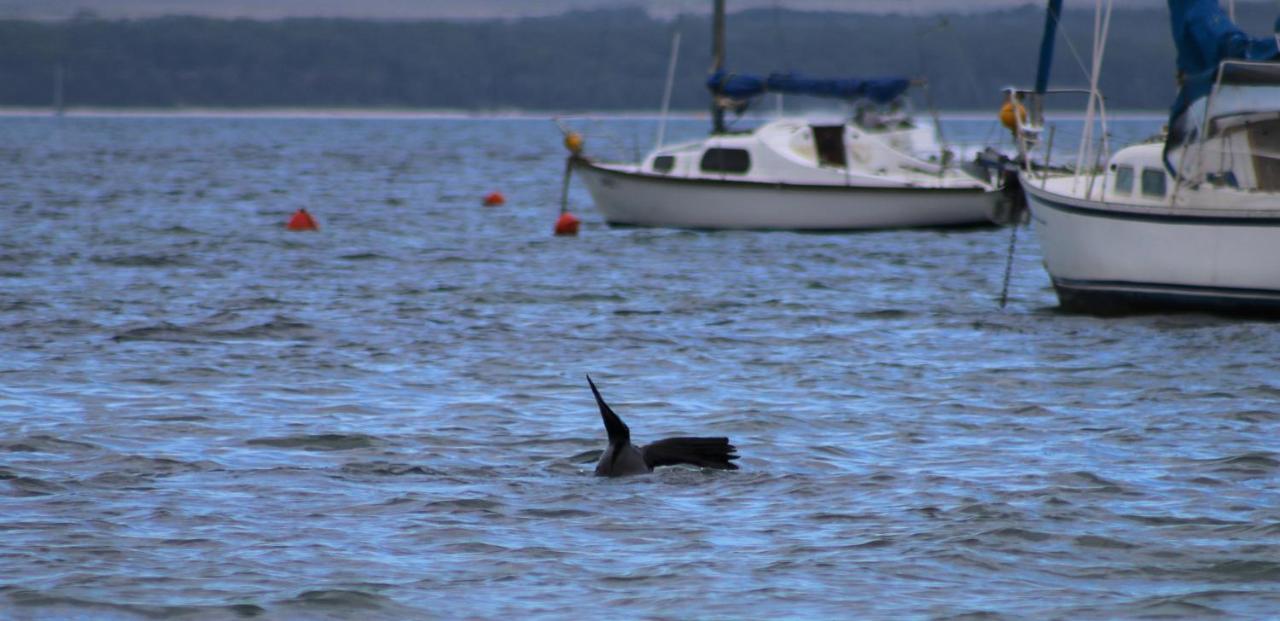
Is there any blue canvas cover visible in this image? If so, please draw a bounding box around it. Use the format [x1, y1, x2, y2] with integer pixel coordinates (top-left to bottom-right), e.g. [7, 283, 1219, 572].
[1034, 0, 1065, 95]
[1164, 0, 1280, 172]
[706, 70, 911, 105]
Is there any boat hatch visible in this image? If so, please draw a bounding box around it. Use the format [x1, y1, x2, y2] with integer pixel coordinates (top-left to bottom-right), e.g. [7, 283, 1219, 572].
[700, 148, 751, 174]
[811, 125, 847, 168]
[652, 155, 675, 174]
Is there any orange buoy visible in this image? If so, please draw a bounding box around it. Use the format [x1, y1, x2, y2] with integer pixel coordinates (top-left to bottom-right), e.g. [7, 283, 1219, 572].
[483, 191, 506, 207]
[286, 208, 318, 231]
[563, 131, 584, 156]
[1000, 99, 1026, 133]
[554, 211, 581, 236]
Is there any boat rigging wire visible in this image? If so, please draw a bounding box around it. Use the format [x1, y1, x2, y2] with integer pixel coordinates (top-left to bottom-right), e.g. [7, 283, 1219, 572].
[907, 2, 956, 171]
[1072, 0, 1113, 199]
[771, 0, 793, 71]
[1045, 6, 1096, 93]
[656, 30, 683, 149]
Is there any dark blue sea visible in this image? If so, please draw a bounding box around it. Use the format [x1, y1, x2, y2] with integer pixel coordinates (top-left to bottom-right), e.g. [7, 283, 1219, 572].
[2, 113, 1279, 620]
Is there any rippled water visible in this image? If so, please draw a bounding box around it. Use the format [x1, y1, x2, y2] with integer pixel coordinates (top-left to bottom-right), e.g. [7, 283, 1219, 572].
[2, 115, 1279, 620]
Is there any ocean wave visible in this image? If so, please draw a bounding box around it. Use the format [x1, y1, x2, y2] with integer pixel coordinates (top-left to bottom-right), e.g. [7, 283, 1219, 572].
[247, 434, 381, 451]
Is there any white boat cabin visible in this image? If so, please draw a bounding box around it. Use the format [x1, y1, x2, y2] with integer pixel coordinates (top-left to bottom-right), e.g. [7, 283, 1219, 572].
[629, 118, 989, 190]
[1044, 116, 1280, 211]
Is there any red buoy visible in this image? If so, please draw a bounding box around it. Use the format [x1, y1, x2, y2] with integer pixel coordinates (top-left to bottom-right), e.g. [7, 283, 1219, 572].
[554, 212, 581, 236]
[286, 208, 318, 231]
[483, 191, 506, 207]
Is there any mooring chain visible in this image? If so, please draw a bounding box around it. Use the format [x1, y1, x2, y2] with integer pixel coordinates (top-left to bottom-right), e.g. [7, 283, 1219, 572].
[999, 218, 1020, 309]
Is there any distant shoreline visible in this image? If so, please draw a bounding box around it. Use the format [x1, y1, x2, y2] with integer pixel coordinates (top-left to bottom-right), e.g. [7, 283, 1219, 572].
[0, 107, 1169, 122]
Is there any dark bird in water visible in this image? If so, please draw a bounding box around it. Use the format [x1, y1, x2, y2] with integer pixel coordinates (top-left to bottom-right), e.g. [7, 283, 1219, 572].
[587, 375, 739, 477]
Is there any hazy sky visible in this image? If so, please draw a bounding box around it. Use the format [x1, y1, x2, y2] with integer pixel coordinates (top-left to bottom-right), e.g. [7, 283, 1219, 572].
[0, 0, 1175, 21]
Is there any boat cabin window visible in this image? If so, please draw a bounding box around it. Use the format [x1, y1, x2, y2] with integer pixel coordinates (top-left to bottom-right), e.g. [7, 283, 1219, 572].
[1113, 165, 1134, 194]
[1141, 168, 1166, 198]
[652, 155, 675, 174]
[700, 148, 751, 174]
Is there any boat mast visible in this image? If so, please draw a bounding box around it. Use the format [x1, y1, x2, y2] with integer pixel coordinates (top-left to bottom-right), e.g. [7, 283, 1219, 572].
[711, 0, 727, 134]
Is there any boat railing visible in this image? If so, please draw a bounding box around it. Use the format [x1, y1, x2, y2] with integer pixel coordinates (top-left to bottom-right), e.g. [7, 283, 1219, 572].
[1007, 87, 1109, 193]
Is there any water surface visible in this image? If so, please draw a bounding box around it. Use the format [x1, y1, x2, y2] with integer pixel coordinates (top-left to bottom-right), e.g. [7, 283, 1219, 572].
[1, 115, 1278, 620]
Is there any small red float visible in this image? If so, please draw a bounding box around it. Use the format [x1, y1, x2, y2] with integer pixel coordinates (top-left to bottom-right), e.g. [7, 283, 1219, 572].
[483, 191, 506, 207]
[286, 208, 318, 231]
[554, 212, 581, 236]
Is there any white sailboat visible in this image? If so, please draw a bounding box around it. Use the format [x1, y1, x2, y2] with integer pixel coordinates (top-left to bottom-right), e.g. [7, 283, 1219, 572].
[562, 0, 999, 231]
[1012, 0, 1280, 314]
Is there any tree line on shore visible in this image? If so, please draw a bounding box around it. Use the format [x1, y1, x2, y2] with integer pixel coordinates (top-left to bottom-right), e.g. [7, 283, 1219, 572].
[1, 5, 1272, 112]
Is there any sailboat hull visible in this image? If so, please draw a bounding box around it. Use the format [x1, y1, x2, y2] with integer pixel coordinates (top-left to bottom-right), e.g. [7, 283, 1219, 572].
[1024, 179, 1280, 315]
[575, 161, 997, 231]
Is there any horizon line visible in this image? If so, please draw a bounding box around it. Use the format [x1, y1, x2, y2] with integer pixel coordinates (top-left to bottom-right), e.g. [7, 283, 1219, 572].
[0, 105, 1170, 122]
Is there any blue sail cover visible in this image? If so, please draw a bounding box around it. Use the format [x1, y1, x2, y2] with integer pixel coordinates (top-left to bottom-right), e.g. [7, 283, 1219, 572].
[1034, 0, 1064, 95]
[1164, 0, 1280, 172]
[706, 70, 911, 104]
